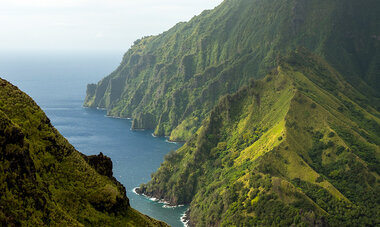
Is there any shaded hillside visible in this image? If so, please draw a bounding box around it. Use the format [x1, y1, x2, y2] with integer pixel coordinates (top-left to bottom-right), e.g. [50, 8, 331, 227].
[0, 78, 166, 226]
[137, 51, 380, 226]
[84, 0, 380, 141]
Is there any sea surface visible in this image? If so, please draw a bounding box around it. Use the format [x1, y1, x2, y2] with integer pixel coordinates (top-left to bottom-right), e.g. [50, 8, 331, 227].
[0, 52, 187, 227]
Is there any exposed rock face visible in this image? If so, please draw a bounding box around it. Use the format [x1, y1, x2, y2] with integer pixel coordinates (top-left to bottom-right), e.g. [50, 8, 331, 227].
[132, 112, 157, 130]
[84, 83, 97, 105]
[84, 152, 113, 178]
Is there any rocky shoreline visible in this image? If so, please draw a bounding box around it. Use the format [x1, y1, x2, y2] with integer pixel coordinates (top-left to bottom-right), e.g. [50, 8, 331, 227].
[180, 209, 190, 227]
[133, 187, 189, 225]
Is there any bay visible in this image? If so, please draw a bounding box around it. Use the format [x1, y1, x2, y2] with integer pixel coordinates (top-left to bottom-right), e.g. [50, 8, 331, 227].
[0, 52, 187, 227]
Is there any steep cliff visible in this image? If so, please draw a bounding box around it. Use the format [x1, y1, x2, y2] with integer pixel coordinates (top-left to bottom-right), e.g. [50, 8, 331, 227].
[0, 78, 167, 226]
[137, 50, 380, 226]
[84, 0, 380, 141]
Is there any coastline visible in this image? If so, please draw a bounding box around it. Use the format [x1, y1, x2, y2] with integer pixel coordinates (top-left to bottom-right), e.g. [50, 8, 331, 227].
[132, 187, 188, 226]
[180, 209, 190, 227]
[132, 187, 185, 208]
[165, 139, 180, 144]
[85, 106, 187, 144]
[104, 114, 132, 120]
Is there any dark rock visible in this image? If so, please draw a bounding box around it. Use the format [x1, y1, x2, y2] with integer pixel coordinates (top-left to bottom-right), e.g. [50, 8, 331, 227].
[84, 152, 113, 178]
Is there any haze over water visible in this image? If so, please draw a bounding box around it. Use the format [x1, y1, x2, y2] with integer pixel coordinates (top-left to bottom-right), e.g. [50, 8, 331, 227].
[0, 52, 186, 227]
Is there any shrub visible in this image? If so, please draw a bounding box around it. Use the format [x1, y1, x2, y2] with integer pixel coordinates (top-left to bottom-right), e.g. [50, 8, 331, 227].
[328, 132, 335, 137]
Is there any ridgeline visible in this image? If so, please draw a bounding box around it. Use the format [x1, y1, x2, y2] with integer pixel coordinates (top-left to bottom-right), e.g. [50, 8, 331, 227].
[0, 78, 167, 226]
[85, 0, 380, 141]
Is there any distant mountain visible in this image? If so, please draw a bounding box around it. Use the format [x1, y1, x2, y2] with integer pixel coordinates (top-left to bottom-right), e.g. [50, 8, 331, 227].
[0, 78, 166, 226]
[84, 0, 380, 141]
[138, 50, 380, 226]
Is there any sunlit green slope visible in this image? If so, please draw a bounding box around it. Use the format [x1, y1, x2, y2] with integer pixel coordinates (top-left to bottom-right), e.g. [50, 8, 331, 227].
[137, 50, 380, 226]
[84, 0, 380, 141]
[0, 78, 167, 226]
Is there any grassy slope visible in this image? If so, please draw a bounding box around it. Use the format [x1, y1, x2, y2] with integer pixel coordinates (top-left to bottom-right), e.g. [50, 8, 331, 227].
[0, 78, 166, 226]
[138, 50, 380, 226]
[84, 0, 380, 141]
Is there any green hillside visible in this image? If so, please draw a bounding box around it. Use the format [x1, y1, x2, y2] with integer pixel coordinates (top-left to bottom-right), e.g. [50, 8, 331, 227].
[0, 78, 167, 226]
[83, 0, 380, 225]
[84, 0, 380, 141]
[137, 50, 380, 226]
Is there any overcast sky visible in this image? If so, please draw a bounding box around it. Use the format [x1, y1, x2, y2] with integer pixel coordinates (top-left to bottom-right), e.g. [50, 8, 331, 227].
[0, 0, 223, 53]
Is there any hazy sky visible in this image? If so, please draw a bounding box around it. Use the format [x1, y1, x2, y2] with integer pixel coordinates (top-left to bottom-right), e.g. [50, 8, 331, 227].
[0, 0, 223, 52]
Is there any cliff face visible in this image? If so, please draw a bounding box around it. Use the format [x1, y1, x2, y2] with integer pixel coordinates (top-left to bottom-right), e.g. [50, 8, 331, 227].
[84, 0, 380, 141]
[0, 78, 167, 226]
[138, 51, 380, 226]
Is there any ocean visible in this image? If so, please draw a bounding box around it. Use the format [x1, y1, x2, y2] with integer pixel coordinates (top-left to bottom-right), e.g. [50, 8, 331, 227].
[0, 51, 187, 227]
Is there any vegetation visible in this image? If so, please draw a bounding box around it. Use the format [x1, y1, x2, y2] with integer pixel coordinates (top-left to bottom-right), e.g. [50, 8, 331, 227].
[138, 51, 380, 226]
[85, 0, 380, 141]
[0, 79, 167, 226]
[83, 0, 380, 226]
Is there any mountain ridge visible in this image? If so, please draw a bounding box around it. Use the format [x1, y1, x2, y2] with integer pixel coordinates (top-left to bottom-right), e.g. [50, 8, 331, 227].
[84, 0, 380, 141]
[137, 50, 380, 226]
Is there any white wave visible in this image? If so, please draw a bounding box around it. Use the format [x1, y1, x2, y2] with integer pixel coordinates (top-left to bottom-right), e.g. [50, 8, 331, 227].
[133, 187, 162, 202]
[165, 139, 178, 144]
[104, 115, 132, 120]
[133, 187, 174, 205]
[162, 204, 176, 208]
[180, 209, 190, 227]
[162, 204, 185, 209]
[105, 115, 120, 119]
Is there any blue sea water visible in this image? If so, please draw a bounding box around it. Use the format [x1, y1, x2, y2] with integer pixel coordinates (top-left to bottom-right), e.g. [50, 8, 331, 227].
[0, 52, 187, 227]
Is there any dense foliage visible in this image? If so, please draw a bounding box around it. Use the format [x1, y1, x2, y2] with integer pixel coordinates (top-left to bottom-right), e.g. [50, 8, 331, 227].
[138, 51, 380, 226]
[83, 0, 380, 226]
[85, 0, 380, 141]
[0, 79, 167, 226]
